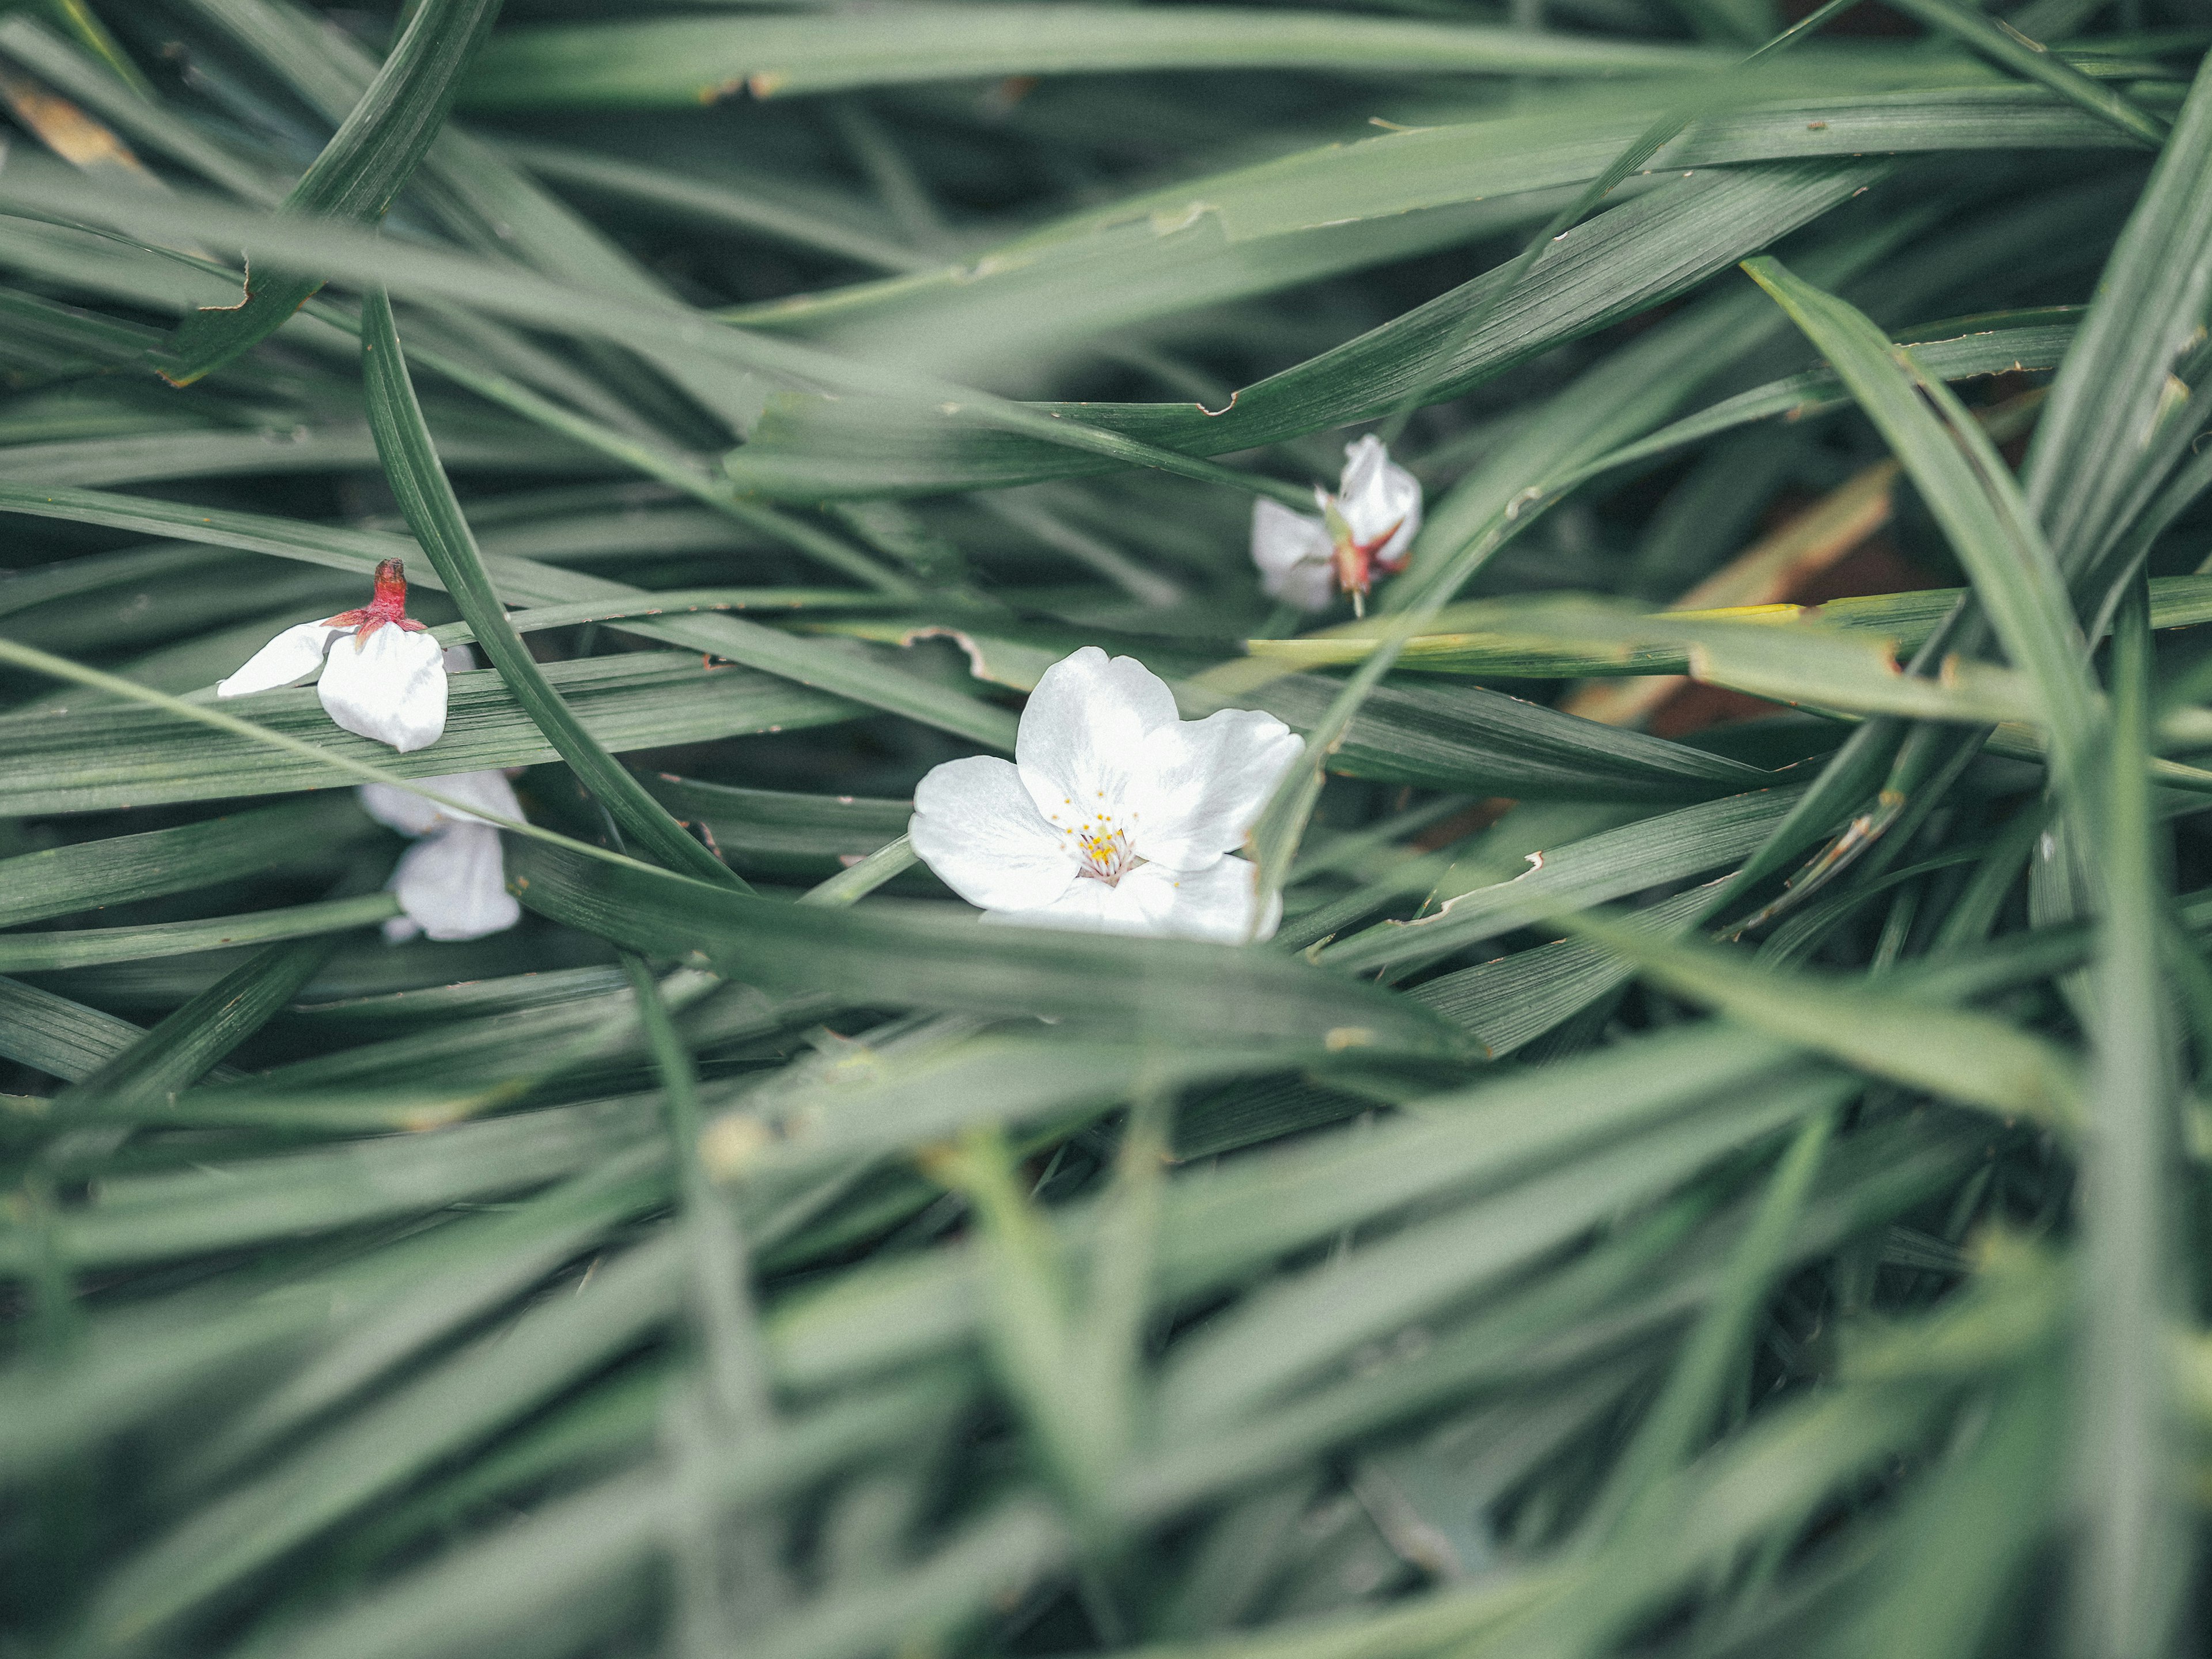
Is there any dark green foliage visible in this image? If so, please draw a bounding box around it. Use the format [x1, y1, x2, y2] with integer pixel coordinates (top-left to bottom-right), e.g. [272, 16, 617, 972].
[1, 3, 2210, 1658]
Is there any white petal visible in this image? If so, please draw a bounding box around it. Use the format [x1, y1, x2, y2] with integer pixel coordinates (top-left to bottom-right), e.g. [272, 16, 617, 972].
[1336, 434, 1422, 567]
[388, 823, 520, 942]
[1146, 857, 1282, 942]
[1249, 498, 1337, 612]
[1130, 709, 1305, 872]
[1014, 646, 1181, 825]
[318, 625, 448, 752]
[359, 768, 521, 836]
[985, 857, 1277, 943]
[359, 783, 445, 838]
[440, 644, 477, 673]
[215, 622, 344, 698]
[910, 754, 1081, 912]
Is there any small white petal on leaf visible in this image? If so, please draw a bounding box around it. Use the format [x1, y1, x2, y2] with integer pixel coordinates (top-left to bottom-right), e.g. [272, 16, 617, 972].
[388, 822, 520, 942]
[215, 622, 344, 698]
[910, 754, 1079, 912]
[319, 626, 448, 752]
[360, 769, 520, 836]
[1249, 498, 1336, 611]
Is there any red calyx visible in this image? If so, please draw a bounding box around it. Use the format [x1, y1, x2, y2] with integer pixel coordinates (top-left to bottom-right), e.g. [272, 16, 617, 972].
[322, 557, 429, 642]
[1330, 517, 1410, 603]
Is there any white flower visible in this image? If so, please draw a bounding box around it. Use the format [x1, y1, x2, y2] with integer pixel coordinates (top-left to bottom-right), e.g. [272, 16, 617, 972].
[359, 763, 523, 944]
[217, 558, 447, 752]
[354, 645, 521, 944]
[1251, 498, 1338, 612]
[1249, 434, 1423, 612]
[909, 646, 1304, 943]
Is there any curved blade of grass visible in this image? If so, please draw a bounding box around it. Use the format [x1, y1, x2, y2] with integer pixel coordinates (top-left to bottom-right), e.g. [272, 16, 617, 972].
[796, 835, 918, 908]
[160, 0, 505, 384]
[499, 137, 933, 275]
[725, 161, 1891, 497]
[361, 285, 741, 888]
[1741, 255, 2098, 794]
[1255, 560, 2212, 679]
[0, 1097, 662, 1275]
[2022, 48, 2212, 580]
[1881, 0, 2168, 147]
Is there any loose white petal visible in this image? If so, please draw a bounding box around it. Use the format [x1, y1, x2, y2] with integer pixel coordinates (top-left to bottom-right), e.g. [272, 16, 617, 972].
[910, 755, 1080, 912]
[319, 625, 448, 752]
[1130, 708, 1305, 872]
[440, 644, 476, 673]
[1249, 498, 1336, 612]
[986, 857, 1275, 943]
[388, 822, 520, 941]
[1014, 646, 1181, 825]
[215, 622, 344, 698]
[1336, 434, 1422, 567]
[359, 783, 445, 838]
[359, 768, 520, 836]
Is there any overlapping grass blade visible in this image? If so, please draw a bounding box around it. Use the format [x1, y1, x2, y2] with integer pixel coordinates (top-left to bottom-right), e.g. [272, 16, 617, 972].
[462, 6, 1732, 108]
[361, 286, 740, 886]
[160, 0, 503, 384]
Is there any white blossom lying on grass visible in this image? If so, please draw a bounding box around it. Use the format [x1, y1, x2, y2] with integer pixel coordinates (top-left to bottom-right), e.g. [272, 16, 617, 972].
[355, 646, 521, 944]
[359, 768, 524, 943]
[1250, 434, 1423, 613]
[217, 557, 447, 751]
[909, 646, 1302, 942]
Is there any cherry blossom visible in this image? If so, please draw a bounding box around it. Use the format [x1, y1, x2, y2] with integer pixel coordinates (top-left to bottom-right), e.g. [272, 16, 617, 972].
[1250, 434, 1423, 613]
[358, 653, 521, 944]
[217, 558, 447, 751]
[909, 647, 1302, 942]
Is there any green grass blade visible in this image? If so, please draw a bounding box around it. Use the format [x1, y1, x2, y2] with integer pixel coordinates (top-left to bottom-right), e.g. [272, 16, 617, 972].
[361, 285, 743, 887]
[506, 836, 1462, 1055]
[1882, 0, 2169, 147]
[1560, 907, 2082, 1128]
[0, 795, 366, 929]
[461, 6, 1732, 108]
[2073, 581, 2187, 1653]
[160, 0, 504, 384]
[2022, 48, 2212, 580]
[1741, 255, 2099, 791]
[49, 935, 345, 1116]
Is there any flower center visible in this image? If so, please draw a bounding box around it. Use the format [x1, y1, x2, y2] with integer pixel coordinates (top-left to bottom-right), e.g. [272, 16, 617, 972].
[1048, 794, 1139, 885]
[321, 557, 430, 643]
